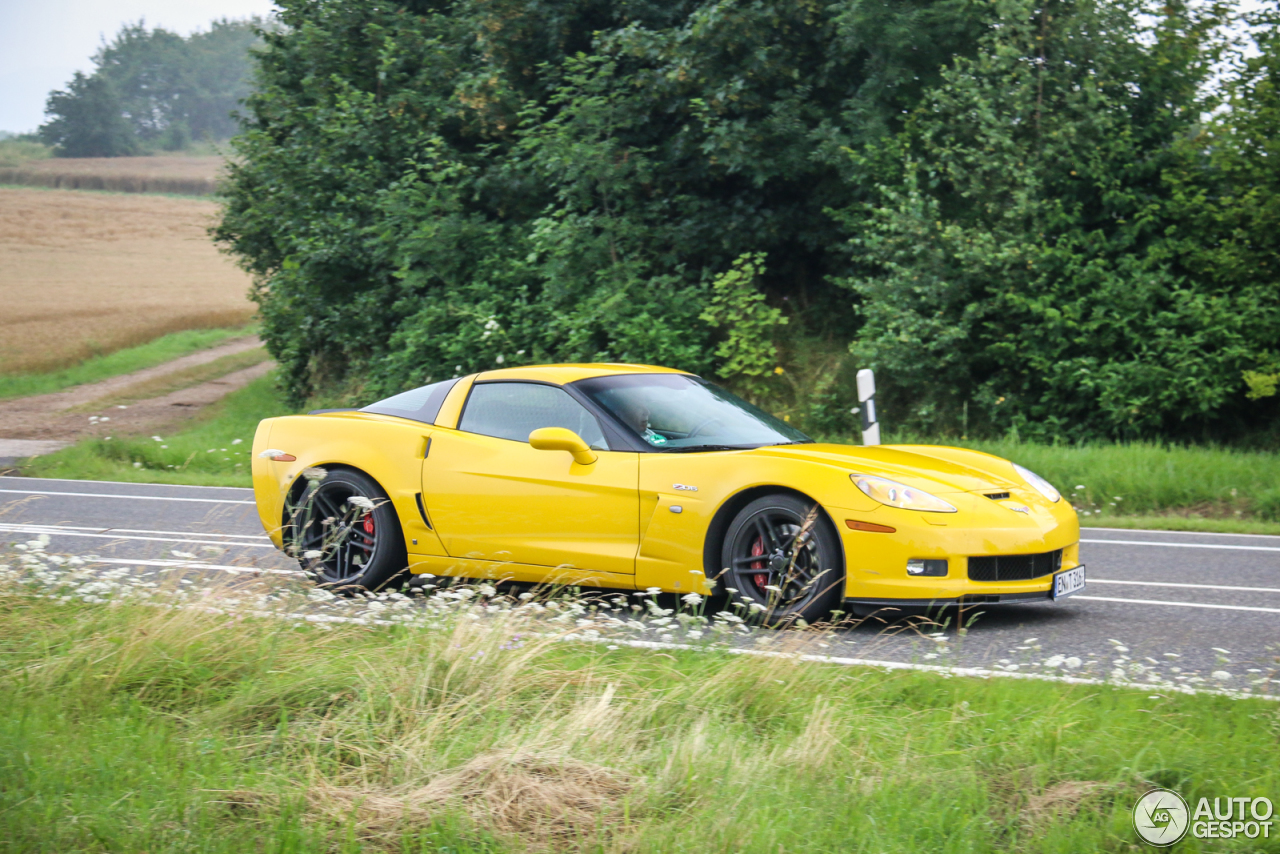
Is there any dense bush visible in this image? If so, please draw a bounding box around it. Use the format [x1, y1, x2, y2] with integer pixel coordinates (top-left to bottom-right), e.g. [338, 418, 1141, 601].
[836, 0, 1280, 442]
[215, 0, 983, 404]
[217, 0, 1280, 442]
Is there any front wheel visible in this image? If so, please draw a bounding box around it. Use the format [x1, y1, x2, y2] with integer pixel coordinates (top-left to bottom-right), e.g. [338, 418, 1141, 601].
[286, 468, 407, 592]
[719, 494, 844, 626]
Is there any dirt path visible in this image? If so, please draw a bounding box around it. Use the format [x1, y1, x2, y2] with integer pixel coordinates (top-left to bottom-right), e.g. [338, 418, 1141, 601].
[0, 336, 272, 453]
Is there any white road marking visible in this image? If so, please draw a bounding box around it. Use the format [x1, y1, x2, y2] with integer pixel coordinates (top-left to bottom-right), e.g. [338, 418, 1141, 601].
[87, 557, 302, 576]
[1074, 595, 1280, 614]
[1091, 578, 1280, 595]
[0, 523, 275, 549]
[0, 488, 255, 505]
[0, 476, 252, 493]
[1, 522, 266, 543]
[1081, 538, 1280, 553]
[104, 527, 266, 542]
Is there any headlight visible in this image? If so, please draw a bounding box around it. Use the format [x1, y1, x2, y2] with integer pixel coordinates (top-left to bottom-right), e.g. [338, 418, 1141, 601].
[1013, 463, 1060, 502]
[850, 474, 957, 513]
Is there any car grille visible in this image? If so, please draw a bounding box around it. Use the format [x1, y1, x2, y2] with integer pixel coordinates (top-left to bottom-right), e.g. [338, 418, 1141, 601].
[967, 549, 1062, 582]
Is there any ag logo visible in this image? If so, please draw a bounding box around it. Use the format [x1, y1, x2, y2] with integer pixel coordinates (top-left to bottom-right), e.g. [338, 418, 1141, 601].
[1133, 788, 1190, 846]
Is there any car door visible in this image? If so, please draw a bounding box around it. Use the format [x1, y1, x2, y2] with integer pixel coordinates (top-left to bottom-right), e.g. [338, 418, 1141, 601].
[421, 381, 639, 574]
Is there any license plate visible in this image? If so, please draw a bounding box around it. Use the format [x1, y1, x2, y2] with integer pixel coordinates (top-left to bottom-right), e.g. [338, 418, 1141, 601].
[1052, 565, 1086, 600]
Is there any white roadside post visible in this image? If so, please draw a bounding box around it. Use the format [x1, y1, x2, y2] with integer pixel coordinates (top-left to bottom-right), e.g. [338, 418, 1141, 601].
[856, 368, 880, 446]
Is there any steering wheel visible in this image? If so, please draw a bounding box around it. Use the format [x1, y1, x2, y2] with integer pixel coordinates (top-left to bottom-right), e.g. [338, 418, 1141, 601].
[686, 416, 724, 438]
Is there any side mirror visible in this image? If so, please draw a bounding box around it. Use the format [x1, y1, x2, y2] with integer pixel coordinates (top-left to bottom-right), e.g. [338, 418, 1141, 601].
[528, 427, 597, 466]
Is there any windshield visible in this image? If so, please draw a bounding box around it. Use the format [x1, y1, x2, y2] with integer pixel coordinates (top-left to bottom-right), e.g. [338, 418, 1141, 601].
[574, 373, 810, 451]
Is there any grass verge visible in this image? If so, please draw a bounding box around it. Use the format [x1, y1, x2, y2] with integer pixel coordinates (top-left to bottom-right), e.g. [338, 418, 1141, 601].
[17, 375, 1280, 535]
[0, 571, 1276, 854]
[0, 325, 258, 400]
[22, 373, 293, 486]
[1080, 516, 1280, 536]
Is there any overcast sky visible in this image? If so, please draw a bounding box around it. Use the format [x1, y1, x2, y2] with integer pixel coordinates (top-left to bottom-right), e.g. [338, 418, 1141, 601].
[0, 0, 278, 133]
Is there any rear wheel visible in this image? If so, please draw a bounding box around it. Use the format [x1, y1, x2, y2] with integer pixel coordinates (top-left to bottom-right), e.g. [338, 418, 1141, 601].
[286, 468, 407, 592]
[719, 494, 844, 626]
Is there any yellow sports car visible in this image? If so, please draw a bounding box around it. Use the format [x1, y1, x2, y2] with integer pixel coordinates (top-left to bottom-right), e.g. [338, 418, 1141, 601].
[252, 363, 1083, 622]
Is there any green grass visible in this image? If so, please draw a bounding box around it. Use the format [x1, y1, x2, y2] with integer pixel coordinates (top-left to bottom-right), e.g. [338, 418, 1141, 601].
[23, 373, 295, 486]
[18, 373, 1280, 534]
[1081, 516, 1280, 536]
[1, 586, 1276, 853]
[0, 325, 258, 400]
[950, 437, 1280, 524]
[0, 137, 50, 167]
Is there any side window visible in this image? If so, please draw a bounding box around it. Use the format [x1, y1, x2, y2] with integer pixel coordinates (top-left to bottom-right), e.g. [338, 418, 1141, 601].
[360, 378, 459, 424]
[458, 382, 610, 449]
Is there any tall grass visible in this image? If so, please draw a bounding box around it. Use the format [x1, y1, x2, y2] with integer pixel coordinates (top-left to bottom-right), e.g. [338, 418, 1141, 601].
[1, 566, 1276, 853]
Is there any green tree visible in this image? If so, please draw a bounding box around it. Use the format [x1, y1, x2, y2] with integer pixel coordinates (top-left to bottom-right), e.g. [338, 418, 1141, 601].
[836, 0, 1276, 441]
[40, 72, 139, 157]
[216, 0, 985, 404]
[39, 18, 262, 156]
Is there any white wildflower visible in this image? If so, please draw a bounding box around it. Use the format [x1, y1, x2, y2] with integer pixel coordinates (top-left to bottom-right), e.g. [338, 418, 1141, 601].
[259, 448, 286, 459]
[681, 592, 703, 606]
[171, 550, 196, 559]
[231, 438, 243, 445]
[303, 550, 323, 560]
[347, 496, 375, 510]
[1212, 671, 1232, 681]
[1064, 656, 1082, 669]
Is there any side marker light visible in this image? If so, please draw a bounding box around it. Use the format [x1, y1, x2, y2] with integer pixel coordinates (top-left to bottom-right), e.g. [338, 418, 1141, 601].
[845, 520, 896, 533]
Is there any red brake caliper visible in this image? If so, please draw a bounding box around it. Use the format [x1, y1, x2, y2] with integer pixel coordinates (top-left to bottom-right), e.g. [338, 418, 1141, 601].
[750, 536, 767, 589]
[362, 513, 375, 536]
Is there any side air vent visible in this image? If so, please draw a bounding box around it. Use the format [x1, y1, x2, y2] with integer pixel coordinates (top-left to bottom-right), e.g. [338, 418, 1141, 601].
[415, 493, 433, 530]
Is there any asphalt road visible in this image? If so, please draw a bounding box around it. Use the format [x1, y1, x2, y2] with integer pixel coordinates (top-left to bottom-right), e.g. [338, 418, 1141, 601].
[2, 476, 1276, 695]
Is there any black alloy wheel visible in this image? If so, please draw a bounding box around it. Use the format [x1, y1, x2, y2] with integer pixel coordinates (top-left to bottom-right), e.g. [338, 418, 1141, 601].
[719, 493, 844, 625]
[286, 468, 407, 592]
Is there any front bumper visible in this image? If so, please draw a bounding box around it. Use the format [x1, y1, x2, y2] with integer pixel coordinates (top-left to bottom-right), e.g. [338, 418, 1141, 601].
[832, 489, 1081, 604]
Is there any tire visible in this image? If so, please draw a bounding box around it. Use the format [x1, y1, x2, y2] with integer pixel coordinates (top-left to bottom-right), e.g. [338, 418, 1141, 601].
[285, 468, 408, 592]
[718, 493, 844, 626]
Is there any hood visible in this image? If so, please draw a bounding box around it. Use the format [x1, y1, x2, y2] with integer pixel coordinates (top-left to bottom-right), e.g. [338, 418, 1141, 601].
[749, 443, 1019, 495]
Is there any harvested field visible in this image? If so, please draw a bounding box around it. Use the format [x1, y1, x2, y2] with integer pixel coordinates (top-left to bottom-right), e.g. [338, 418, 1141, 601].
[0, 156, 224, 196]
[0, 187, 254, 374]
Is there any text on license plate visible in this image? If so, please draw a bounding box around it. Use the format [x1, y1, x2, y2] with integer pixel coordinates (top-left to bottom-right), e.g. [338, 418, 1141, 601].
[1053, 566, 1086, 600]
